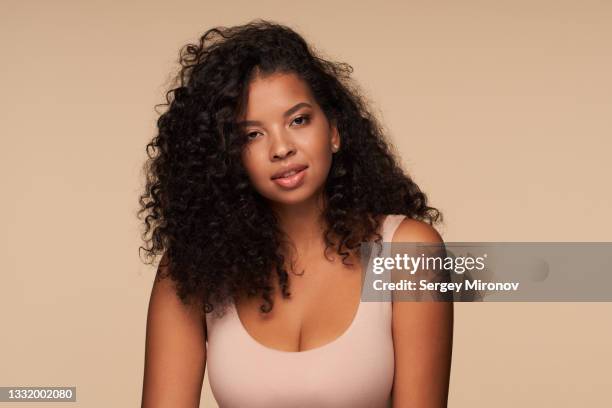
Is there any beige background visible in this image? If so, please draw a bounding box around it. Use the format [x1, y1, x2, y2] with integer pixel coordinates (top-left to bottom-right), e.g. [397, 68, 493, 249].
[2, 0, 611, 406]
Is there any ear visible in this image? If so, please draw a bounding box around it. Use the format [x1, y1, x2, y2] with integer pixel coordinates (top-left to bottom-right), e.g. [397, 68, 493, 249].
[330, 120, 340, 152]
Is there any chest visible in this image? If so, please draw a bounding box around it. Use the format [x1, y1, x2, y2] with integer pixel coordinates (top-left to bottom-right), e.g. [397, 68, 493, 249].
[234, 253, 364, 352]
[205, 299, 395, 408]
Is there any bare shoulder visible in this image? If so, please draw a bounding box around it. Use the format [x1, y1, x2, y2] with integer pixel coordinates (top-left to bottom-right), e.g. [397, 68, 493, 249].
[392, 217, 443, 244]
[142, 252, 207, 407]
[389, 217, 452, 407]
[149, 252, 206, 326]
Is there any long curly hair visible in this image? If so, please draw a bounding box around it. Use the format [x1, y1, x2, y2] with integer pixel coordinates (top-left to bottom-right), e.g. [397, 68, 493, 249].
[137, 19, 442, 316]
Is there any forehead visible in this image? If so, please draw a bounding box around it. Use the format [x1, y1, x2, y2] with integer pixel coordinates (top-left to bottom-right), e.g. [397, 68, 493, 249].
[241, 71, 315, 117]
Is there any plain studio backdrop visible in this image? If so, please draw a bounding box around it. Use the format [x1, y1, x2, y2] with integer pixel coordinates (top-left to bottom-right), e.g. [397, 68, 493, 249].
[1, 0, 611, 406]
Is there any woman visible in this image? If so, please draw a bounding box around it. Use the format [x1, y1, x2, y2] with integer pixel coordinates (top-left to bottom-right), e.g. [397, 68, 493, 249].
[139, 19, 453, 407]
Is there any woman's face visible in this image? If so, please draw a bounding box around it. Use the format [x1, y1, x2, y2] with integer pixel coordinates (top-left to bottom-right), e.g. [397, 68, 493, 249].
[238, 71, 340, 208]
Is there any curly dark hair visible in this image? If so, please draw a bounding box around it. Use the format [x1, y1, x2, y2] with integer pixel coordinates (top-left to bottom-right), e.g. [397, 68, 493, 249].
[137, 19, 442, 316]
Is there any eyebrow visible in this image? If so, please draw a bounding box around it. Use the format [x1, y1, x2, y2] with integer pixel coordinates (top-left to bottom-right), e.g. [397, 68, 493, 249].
[237, 102, 312, 127]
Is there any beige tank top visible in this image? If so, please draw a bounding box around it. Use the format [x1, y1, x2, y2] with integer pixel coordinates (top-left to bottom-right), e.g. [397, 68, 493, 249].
[205, 214, 406, 407]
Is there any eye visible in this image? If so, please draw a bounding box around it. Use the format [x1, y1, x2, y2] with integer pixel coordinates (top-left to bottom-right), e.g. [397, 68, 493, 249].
[246, 131, 262, 141]
[291, 114, 310, 126]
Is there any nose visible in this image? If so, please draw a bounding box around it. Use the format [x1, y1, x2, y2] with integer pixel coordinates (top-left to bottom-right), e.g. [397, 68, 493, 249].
[270, 129, 296, 161]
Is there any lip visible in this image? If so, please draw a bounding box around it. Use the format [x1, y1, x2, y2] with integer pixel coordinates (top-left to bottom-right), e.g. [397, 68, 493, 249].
[271, 165, 308, 189]
[271, 164, 309, 180]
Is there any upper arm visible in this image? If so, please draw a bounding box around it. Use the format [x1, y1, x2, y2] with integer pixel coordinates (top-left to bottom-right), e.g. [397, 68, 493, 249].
[391, 218, 454, 408]
[142, 253, 207, 408]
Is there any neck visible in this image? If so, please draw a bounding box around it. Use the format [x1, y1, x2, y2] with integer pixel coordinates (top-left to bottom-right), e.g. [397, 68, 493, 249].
[270, 190, 328, 256]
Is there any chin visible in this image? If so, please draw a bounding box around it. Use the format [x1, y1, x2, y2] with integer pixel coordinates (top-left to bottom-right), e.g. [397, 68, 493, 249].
[264, 186, 320, 206]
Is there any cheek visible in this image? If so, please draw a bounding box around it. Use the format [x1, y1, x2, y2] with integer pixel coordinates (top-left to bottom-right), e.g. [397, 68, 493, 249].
[240, 151, 261, 182]
[241, 149, 274, 194]
[307, 145, 333, 181]
[301, 125, 333, 157]
[313, 135, 334, 165]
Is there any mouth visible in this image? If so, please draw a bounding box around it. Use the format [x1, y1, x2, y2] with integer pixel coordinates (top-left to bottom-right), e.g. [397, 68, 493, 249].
[271, 166, 308, 189]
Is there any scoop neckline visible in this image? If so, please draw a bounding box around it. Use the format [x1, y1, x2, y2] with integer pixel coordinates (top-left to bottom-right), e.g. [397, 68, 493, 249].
[232, 290, 365, 355]
[230, 214, 393, 355]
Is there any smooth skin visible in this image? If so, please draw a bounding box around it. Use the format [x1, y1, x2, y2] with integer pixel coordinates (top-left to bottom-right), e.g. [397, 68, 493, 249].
[141, 70, 453, 407]
[141, 253, 207, 407]
[390, 219, 453, 407]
